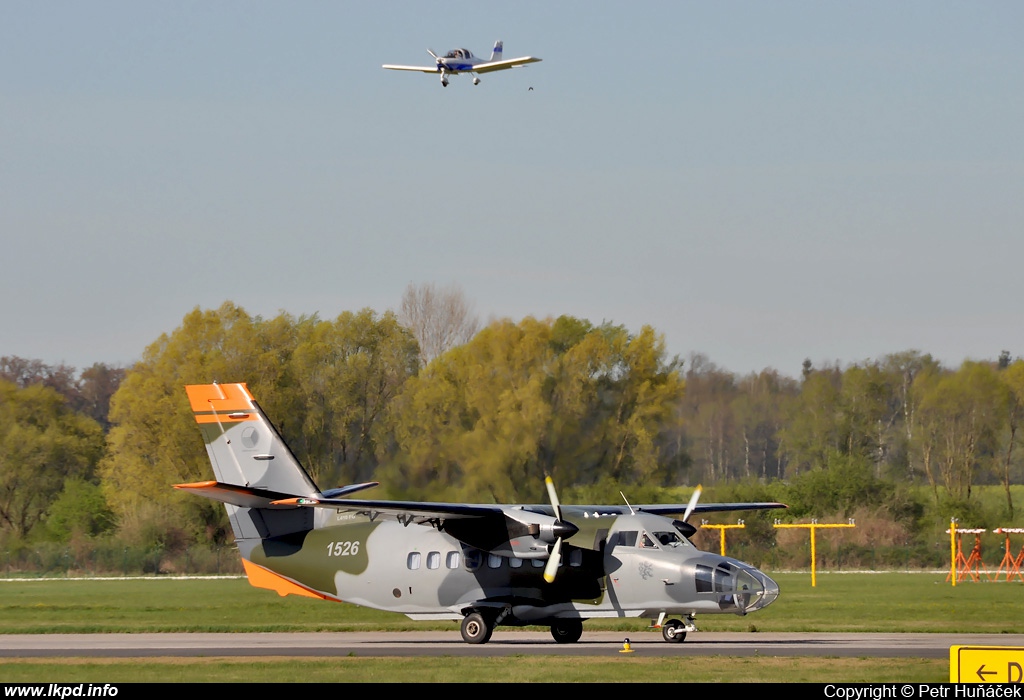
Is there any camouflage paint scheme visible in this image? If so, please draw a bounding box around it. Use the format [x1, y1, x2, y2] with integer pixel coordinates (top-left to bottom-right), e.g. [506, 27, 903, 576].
[177, 383, 784, 644]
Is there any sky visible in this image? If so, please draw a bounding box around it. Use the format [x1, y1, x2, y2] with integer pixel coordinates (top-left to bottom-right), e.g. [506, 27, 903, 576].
[2, 1, 1022, 380]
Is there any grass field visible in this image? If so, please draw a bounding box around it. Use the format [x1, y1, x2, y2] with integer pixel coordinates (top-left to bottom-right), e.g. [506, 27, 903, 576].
[1, 572, 1021, 682]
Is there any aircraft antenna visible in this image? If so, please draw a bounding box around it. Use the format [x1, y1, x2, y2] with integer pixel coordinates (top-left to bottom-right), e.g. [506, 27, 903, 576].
[620, 492, 635, 515]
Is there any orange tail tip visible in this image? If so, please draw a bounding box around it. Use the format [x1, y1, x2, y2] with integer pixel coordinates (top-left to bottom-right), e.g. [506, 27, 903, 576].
[242, 559, 331, 600]
[185, 383, 254, 413]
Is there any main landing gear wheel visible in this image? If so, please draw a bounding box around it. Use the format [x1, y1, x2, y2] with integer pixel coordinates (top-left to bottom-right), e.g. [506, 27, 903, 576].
[550, 619, 583, 644]
[661, 619, 687, 643]
[461, 612, 493, 644]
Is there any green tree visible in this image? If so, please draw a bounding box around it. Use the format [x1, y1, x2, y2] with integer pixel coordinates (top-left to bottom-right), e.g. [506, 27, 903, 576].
[100, 302, 419, 544]
[42, 478, 115, 541]
[996, 359, 1024, 518]
[677, 354, 738, 483]
[0, 381, 105, 540]
[912, 361, 1004, 504]
[777, 364, 842, 474]
[731, 369, 797, 481]
[291, 308, 420, 486]
[378, 316, 684, 502]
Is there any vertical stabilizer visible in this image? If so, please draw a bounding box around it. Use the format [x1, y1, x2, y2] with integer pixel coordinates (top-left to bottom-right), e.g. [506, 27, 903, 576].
[185, 383, 318, 544]
[490, 40, 503, 62]
[186, 383, 320, 496]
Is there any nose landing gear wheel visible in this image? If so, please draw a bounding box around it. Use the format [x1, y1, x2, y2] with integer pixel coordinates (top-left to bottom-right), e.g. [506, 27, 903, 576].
[461, 612, 493, 644]
[550, 619, 583, 643]
[661, 619, 686, 643]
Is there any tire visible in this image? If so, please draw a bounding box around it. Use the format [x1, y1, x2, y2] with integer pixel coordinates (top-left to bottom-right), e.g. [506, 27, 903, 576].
[550, 619, 583, 644]
[461, 612, 493, 644]
[661, 619, 686, 643]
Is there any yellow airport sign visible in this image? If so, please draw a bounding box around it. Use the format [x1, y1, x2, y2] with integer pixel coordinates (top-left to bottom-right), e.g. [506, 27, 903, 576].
[950, 645, 1024, 683]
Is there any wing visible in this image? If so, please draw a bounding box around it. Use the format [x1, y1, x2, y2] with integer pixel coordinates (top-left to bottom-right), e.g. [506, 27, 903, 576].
[271, 495, 502, 521]
[272, 496, 569, 560]
[471, 56, 542, 74]
[636, 502, 788, 516]
[382, 64, 440, 73]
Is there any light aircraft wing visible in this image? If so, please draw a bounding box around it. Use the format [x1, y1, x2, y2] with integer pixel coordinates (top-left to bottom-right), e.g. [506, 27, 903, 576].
[471, 56, 542, 74]
[381, 64, 440, 73]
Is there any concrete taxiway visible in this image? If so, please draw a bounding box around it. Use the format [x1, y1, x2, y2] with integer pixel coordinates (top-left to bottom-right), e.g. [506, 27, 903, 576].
[2, 632, 1021, 658]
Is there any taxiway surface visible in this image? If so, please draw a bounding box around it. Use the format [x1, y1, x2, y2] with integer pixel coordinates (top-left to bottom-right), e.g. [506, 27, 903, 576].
[2, 632, 1021, 659]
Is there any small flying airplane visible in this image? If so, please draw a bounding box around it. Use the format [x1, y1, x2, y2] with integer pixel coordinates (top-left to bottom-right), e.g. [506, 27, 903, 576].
[382, 40, 541, 87]
[176, 383, 786, 645]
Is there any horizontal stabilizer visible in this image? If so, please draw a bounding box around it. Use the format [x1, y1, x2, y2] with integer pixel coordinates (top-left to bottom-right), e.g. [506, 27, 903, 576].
[173, 481, 302, 509]
[319, 482, 380, 498]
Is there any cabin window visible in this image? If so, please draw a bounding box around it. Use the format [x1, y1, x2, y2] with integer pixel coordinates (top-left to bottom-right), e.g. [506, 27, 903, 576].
[487, 554, 503, 569]
[531, 558, 545, 568]
[426, 551, 440, 570]
[569, 549, 583, 567]
[446, 551, 460, 569]
[464, 549, 482, 571]
[509, 557, 524, 568]
[407, 552, 422, 570]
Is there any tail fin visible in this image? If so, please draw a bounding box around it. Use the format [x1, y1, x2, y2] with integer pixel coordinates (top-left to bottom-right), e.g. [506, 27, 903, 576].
[490, 40, 503, 62]
[178, 382, 320, 544]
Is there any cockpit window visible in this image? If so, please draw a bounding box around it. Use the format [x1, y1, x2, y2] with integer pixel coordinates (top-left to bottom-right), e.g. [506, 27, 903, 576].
[639, 533, 657, 549]
[614, 531, 638, 547]
[653, 530, 688, 547]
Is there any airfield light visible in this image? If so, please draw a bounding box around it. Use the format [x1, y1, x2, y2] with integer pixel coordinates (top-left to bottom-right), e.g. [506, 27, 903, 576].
[773, 520, 856, 587]
[701, 521, 747, 557]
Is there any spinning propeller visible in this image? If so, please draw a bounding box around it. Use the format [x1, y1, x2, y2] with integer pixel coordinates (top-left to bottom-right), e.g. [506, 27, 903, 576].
[543, 475, 569, 583]
[673, 484, 703, 539]
[682, 484, 702, 523]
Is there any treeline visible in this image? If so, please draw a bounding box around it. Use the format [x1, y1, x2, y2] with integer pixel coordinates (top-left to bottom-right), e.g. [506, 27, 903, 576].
[1, 298, 1022, 571]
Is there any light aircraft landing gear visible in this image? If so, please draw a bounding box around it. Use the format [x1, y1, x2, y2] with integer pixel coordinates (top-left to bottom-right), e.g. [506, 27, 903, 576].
[460, 612, 493, 644]
[550, 619, 583, 644]
[473, 77, 480, 85]
[441, 77, 449, 87]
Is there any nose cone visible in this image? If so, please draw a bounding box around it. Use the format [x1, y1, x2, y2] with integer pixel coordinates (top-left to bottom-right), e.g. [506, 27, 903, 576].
[735, 565, 780, 613]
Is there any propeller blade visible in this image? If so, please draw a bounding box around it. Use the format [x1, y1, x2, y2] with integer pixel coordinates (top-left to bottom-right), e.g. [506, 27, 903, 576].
[427, 49, 439, 60]
[543, 537, 562, 583]
[682, 484, 703, 523]
[545, 474, 562, 522]
[543, 474, 571, 583]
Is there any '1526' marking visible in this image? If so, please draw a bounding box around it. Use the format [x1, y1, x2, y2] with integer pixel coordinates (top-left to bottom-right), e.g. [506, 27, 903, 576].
[327, 541, 361, 556]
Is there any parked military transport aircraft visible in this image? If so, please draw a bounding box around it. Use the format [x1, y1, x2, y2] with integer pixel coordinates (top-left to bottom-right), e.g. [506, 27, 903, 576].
[176, 383, 786, 644]
[382, 40, 541, 87]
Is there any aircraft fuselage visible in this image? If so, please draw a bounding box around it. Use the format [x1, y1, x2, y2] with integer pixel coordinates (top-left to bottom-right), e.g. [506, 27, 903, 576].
[241, 509, 779, 626]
